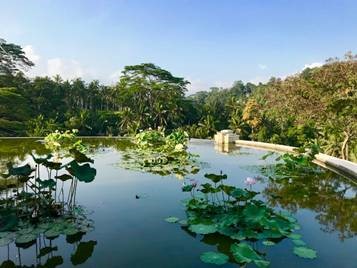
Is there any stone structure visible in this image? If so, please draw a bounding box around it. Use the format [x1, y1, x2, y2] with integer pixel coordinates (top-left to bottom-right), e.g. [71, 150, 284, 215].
[214, 130, 239, 144]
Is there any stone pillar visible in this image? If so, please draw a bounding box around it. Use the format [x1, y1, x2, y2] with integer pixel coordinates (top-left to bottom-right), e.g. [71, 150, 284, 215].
[214, 130, 239, 144]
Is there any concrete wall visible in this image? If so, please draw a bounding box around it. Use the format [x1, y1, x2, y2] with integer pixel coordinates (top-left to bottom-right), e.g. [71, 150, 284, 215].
[235, 140, 357, 180]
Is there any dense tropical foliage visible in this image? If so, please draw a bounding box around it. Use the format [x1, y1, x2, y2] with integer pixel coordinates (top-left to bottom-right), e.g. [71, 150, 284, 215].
[0, 38, 356, 161]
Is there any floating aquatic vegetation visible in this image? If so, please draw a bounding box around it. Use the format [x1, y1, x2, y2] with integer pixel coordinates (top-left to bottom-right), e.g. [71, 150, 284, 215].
[166, 172, 317, 267]
[261, 143, 322, 181]
[200, 251, 229, 265]
[0, 208, 97, 267]
[120, 129, 200, 177]
[0, 130, 97, 262]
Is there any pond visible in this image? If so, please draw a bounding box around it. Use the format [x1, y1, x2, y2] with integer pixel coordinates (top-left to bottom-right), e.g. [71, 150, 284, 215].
[0, 138, 356, 267]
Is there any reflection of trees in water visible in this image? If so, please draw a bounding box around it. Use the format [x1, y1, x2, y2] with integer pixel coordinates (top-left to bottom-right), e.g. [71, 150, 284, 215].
[0, 139, 50, 174]
[0, 138, 133, 173]
[0, 138, 100, 267]
[1, 231, 97, 267]
[263, 171, 357, 240]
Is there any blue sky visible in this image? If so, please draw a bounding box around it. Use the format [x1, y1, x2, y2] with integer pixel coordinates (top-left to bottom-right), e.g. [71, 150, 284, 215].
[1, 0, 357, 93]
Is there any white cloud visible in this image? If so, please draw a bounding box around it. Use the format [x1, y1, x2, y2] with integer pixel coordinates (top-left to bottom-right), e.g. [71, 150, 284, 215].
[108, 69, 122, 84]
[23, 45, 40, 63]
[23, 45, 94, 81]
[47, 58, 85, 79]
[303, 62, 323, 70]
[258, 64, 267, 70]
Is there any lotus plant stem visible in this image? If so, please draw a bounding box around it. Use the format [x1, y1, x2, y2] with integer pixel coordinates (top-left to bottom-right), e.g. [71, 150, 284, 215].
[18, 247, 21, 266]
[54, 170, 58, 202]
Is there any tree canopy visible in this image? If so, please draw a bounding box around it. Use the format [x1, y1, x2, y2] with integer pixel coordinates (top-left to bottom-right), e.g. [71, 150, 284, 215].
[0, 38, 356, 161]
[0, 39, 34, 75]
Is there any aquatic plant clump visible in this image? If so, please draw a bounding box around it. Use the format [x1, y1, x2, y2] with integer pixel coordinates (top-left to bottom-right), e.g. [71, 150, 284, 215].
[44, 129, 86, 153]
[261, 143, 323, 181]
[168, 173, 317, 267]
[0, 131, 97, 248]
[121, 129, 200, 177]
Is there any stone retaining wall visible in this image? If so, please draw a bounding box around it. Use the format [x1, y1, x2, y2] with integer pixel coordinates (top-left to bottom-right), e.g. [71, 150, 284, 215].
[235, 139, 357, 180]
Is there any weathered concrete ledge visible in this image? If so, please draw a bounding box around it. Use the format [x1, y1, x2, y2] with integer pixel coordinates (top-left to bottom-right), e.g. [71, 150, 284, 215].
[235, 139, 357, 180]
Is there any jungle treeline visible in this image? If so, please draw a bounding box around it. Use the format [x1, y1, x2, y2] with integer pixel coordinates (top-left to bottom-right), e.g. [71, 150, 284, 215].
[0, 39, 356, 161]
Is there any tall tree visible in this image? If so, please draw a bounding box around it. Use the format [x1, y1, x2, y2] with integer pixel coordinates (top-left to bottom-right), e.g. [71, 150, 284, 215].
[0, 38, 34, 75]
[116, 63, 189, 131]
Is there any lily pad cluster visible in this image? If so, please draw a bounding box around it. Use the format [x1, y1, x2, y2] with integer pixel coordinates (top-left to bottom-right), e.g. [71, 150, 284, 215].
[0, 131, 96, 242]
[167, 173, 317, 267]
[0, 206, 96, 267]
[121, 129, 200, 177]
[0, 207, 94, 247]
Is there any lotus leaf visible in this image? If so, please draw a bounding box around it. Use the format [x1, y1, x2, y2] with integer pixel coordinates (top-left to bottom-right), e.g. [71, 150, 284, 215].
[38, 246, 58, 258]
[36, 178, 56, 189]
[188, 224, 217, 234]
[69, 148, 94, 163]
[204, 173, 227, 183]
[178, 219, 188, 226]
[254, 260, 271, 268]
[31, 153, 52, 164]
[0, 260, 16, 267]
[262, 240, 275, 246]
[44, 256, 63, 267]
[67, 161, 96, 183]
[229, 188, 250, 200]
[230, 242, 264, 264]
[45, 225, 62, 238]
[0, 236, 13, 247]
[71, 240, 97, 265]
[7, 163, 33, 177]
[0, 210, 18, 232]
[43, 160, 62, 170]
[15, 233, 37, 244]
[182, 184, 194, 192]
[63, 227, 79, 236]
[293, 246, 317, 259]
[165, 217, 179, 223]
[243, 204, 267, 223]
[200, 251, 229, 265]
[55, 174, 73, 181]
[287, 233, 302, 240]
[199, 183, 215, 194]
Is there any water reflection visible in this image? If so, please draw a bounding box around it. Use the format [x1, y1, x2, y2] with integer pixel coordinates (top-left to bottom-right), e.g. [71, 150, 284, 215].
[1, 231, 97, 267]
[263, 170, 357, 240]
[214, 143, 252, 157]
[0, 138, 99, 267]
[214, 143, 237, 154]
[1, 138, 357, 267]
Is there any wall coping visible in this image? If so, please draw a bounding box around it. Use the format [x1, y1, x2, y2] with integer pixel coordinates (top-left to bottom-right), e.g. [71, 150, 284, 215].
[235, 139, 357, 180]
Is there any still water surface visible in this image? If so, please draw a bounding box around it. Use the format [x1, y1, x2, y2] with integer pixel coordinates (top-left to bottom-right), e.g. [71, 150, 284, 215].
[0, 138, 356, 267]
